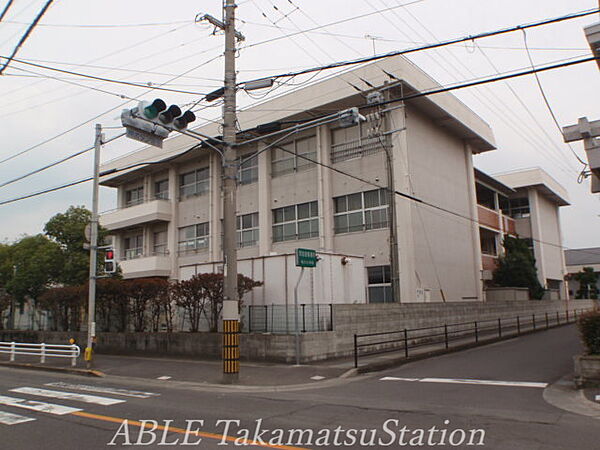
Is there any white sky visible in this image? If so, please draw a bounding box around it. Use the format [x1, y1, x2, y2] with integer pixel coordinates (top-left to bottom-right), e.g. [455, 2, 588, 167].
[0, 0, 598, 249]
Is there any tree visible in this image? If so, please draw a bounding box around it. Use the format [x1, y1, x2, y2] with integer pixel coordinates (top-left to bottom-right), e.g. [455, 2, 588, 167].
[44, 206, 108, 286]
[38, 286, 84, 331]
[574, 267, 599, 299]
[171, 276, 209, 333]
[200, 273, 263, 332]
[96, 278, 129, 332]
[126, 278, 169, 332]
[0, 291, 10, 330]
[493, 236, 544, 300]
[6, 235, 64, 329]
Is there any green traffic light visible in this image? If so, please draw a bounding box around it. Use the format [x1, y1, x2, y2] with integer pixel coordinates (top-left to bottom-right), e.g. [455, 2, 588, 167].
[143, 99, 166, 119]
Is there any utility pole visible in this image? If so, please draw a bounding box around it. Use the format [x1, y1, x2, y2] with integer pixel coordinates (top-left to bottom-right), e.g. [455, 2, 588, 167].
[221, 0, 241, 384]
[85, 123, 102, 369]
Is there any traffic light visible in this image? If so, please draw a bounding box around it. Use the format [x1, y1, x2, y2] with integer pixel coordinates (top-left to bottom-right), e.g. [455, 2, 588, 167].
[121, 98, 196, 148]
[104, 248, 116, 274]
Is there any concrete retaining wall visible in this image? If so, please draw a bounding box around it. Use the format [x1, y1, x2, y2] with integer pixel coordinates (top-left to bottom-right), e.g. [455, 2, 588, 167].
[0, 299, 597, 363]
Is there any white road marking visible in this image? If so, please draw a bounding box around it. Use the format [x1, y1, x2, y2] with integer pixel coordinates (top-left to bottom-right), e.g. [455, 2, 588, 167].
[45, 382, 159, 399]
[380, 376, 548, 388]
[0, 395, 81, 415]
[0, 410, 36, 425]
[310, 375, 326, 381]
[381, 377, 418, 381]
[10, 387, 124, 406]
[157, 376, 171, 380]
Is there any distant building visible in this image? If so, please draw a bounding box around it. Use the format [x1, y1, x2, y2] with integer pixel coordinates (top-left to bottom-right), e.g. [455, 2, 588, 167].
[565, 247, 600, 298]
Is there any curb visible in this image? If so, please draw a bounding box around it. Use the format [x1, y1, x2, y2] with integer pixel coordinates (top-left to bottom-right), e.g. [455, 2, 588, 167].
[0, 361, 105, 378]
[543, 376, 600, 419]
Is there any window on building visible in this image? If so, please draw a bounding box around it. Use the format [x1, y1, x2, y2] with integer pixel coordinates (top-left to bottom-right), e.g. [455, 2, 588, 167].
[475, 183, 496, 210]
[330, 121, 385, 163]
[507, 197, 530, 218]
[271, 136, 316, 177]
[124, 234, 144, 260]
[237, 213, 259, 248]
[479, 229, 498, 256]
[272, 201, 319, 242]
[238, 153, 258, 185]
[334, 189, 389, 234]
[178, 223, 209, 253]
[367, 265, 393, 303]
[153, 230, 168, 255]
[125, 186, 144, 207]
[179, 168, 209, 198]
[154, 179, 169, 200]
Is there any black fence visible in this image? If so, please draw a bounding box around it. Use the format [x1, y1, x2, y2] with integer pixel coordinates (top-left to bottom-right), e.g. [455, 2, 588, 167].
[353, 308, 591, 368]
[244, 304, 333, 334]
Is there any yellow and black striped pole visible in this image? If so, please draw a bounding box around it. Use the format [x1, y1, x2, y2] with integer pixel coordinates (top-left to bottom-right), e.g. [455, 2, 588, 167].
[223, 319, 240, 377]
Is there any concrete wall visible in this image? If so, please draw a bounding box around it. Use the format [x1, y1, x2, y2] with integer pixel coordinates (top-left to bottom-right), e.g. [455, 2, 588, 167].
[485, 287, 529, 302]
[2, 300, 596, 363]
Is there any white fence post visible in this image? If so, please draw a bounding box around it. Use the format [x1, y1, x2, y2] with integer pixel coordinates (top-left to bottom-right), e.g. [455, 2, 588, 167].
[71, 345, 77, 367]
[10, 342, 15, 362]
[40, 343, 46, 364]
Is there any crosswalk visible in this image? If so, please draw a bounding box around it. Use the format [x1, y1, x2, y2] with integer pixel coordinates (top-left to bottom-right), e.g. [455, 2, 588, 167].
[0, 382, 160, 426]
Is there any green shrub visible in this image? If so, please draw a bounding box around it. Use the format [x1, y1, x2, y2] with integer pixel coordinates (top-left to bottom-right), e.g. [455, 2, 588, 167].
[577, 309, 600, 355]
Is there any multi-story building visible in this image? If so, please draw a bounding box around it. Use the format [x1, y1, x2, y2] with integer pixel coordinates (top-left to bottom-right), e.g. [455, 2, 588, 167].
[101, 54, 505, 304]
[493, 168, 570, 299]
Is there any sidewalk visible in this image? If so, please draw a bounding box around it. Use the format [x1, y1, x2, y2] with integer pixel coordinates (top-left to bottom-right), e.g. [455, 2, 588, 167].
[0, 352, 353, 387]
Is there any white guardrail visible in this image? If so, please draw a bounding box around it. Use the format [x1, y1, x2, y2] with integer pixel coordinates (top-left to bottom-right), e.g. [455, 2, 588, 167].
[0, 342, 80, 367]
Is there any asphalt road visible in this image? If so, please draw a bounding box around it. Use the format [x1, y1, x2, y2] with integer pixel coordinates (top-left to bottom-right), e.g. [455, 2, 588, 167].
[0, 325, 598, 450]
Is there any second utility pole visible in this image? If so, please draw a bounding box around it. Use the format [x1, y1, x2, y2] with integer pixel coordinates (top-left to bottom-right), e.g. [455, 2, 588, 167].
[221, 0, 241, 384]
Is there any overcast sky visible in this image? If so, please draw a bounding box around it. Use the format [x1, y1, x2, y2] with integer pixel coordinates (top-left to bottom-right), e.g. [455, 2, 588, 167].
[0, 0, 598, 250]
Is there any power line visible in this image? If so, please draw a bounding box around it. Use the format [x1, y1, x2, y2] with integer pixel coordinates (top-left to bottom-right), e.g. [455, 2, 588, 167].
[0, 133, 126, 189]
[521, 29, 589, 169]
[239, 7, 600, 86]
[0, 53, 223, 166]
[0, 0, 55, 75]
[0, 176, 93, 206]
[0, 0, 14, 23]
[2, 57, 210, 96]
[1, 19, 192, 28]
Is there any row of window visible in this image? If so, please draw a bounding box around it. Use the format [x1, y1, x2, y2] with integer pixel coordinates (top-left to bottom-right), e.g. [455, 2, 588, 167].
[123, 125, 387, 206]
[175, 189, 388, 252]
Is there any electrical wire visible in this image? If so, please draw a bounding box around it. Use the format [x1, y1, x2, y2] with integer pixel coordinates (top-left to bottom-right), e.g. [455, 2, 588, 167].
[521, 29, 589, 170]
[238, 7, 600, 86]
[1, 19, 192, 28]
[2, 57, 210, 96]
[0, 0, 14, 23]
[0, 133, 126, 189]
[0, 53, 223, 166]
[0, 0, 55, 75]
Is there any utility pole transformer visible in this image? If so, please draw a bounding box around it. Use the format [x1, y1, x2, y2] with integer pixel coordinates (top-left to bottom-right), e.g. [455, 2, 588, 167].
[221, 0, 241, 384]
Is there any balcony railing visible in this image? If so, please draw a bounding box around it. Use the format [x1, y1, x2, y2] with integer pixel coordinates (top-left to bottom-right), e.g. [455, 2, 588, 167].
[477, 205, 516, 235]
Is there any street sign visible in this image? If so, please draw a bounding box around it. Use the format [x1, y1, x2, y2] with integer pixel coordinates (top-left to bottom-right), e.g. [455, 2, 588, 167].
[125, 126, 164, 148]
[295, 248, 317, 268]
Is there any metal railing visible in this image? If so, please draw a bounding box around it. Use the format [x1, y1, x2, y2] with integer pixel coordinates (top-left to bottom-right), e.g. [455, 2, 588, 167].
[245, 304, 334, 334]
[0, 342, 80, 367]
[353, 308, 591, 368]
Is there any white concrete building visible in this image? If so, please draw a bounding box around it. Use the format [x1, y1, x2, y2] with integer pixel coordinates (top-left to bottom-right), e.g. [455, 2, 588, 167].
[494, 168, 570, 299]
[100, 54, 499, 304]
